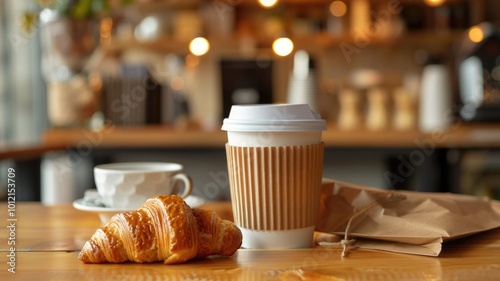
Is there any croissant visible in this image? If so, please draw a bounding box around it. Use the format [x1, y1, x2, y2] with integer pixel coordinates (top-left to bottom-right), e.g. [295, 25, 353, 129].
[78, 195, 242, 264]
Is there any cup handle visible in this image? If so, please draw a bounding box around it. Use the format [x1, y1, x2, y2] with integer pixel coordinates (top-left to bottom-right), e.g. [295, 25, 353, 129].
[171, 173, 193, 198]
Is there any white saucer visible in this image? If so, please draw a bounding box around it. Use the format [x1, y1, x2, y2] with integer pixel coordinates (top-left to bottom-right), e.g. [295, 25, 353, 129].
[73, 195, 206, 225]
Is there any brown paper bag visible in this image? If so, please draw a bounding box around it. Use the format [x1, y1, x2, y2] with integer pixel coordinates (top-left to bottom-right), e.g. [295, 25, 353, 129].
[314, 178, 500, 256]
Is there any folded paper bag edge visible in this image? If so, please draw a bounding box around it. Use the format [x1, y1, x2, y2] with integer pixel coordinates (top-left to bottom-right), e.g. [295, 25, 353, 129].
[354, 237, 443, 257]
[315, 232, 443, 257]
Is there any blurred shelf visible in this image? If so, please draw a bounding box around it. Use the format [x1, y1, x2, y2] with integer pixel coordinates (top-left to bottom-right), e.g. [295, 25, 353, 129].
[103, 36, 248, 55]
[323, 124, 500, 149]
[41, 123, 500, 150]
[42, 125, 228, 149]
[0, 142, 67, 161]
[294, 30, 465, 49]
[104, 29, 465, 55]
[4, 123, 498, 161]
[103, 37, 191, 54]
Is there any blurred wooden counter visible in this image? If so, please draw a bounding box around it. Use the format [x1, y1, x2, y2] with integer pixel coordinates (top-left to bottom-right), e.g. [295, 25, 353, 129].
[41, 123, 500, 149]
[0, 202, 499, 280]
[2, 122, 499, 201]
[0, 142, 66, 161]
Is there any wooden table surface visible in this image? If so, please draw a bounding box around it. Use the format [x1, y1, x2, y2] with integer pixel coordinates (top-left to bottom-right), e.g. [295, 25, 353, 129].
[1, 202, 500, 280]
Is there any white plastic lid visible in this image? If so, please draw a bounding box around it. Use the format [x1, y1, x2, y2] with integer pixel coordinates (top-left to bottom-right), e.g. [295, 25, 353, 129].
[222, 104, 326, 132]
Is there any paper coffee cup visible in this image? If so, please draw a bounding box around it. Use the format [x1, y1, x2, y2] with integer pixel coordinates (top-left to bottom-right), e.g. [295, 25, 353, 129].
[222, 104, 326, 248]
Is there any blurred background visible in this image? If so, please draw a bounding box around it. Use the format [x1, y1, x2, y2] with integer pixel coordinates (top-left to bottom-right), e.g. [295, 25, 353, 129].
[1, 0, 500, 203]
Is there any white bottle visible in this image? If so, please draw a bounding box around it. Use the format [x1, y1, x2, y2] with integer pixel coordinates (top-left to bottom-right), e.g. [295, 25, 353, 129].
[287, 50, 318, 112]
[419, 64, 452, 133]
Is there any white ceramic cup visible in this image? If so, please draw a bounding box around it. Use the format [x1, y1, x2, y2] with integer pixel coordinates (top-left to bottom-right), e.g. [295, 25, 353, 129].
[222, 104, 327, 249]
[94, 162, 192, 209]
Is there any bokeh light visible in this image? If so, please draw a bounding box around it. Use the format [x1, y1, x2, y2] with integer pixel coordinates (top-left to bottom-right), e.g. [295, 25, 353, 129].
[468, 26, 484, 43]
[423, 0, 445, 7]
[272, 37, 294, 57]
[170, 76, 185, 91]
[330, 1, 347, 17]
[259, 0, 278, 8]
[189, 37, 210, 56]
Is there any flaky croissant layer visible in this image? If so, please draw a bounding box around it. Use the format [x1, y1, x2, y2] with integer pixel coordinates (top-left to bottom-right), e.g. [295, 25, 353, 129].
[79, 195, 242, 264]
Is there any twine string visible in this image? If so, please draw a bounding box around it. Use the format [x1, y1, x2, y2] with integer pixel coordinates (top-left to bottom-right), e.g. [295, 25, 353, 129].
[318, 192, 405, 257]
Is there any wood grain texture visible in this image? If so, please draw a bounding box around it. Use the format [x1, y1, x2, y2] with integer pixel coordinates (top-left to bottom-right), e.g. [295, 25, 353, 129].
[0, 203, 499, 280]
